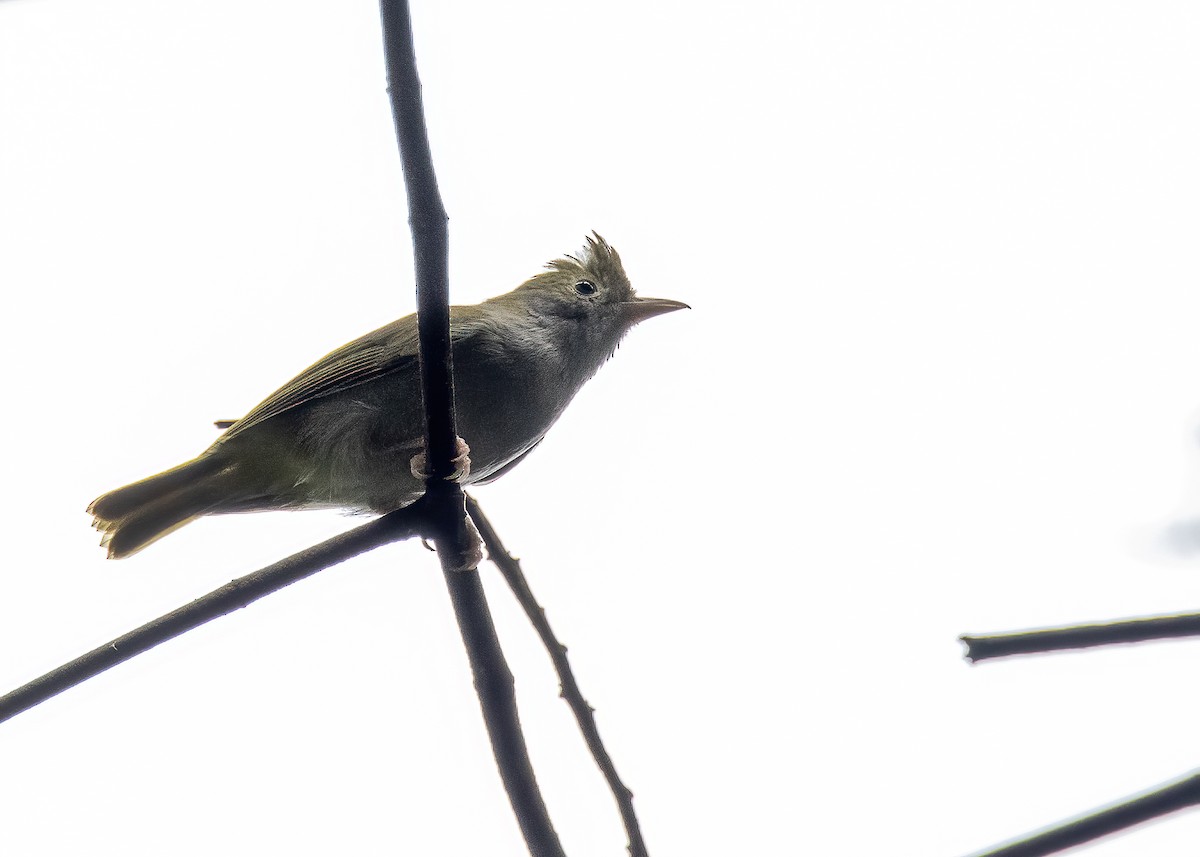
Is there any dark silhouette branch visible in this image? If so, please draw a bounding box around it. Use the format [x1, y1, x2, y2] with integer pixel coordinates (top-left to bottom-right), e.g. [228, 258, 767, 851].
[438, 551, 567, 856]
[964, 770, 1200, 857]
[961, 611, 1200, 662]
[380, 3, 564, 856]
[0, 504, 430, 724]
[380, 0, 453, 481]
[468, 495, 649, 857]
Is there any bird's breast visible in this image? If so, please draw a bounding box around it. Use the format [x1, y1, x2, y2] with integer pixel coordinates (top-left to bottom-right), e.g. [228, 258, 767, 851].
[448, 324, 580, 483]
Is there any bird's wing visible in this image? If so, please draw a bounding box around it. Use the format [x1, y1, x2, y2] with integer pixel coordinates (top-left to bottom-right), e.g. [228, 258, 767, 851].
[221, 314, 421, 439]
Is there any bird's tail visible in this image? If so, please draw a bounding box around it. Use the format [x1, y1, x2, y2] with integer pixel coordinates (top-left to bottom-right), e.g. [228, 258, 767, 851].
[88, 455, 238, 559]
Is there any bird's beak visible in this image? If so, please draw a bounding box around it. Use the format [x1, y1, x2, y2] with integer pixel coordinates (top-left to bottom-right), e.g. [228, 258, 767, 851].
[621, 296, 690, 325]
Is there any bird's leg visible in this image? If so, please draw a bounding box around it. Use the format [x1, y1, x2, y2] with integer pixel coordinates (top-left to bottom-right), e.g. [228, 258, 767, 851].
[411, 437, 480, 571]
[409, 436, 472, 483]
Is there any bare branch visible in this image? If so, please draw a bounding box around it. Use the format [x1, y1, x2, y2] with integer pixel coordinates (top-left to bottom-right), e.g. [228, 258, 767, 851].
[964, 770, 1200, 857]
[468, 495, 650, 857]
[961, 611, 1200, 662]
[0, 504, 430, 724]
[438, 543, 567, 856]
[380, 0, 453, 481]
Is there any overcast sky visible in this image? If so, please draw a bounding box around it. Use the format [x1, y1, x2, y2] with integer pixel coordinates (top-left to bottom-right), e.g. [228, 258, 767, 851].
[2, 1, 1200, 855]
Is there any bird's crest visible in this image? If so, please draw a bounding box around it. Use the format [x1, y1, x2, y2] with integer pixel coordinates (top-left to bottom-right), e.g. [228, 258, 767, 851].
[545, 232, 632, 296]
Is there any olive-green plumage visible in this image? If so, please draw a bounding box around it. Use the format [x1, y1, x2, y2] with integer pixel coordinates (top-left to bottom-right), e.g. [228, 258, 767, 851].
[88, 234, 687, 558]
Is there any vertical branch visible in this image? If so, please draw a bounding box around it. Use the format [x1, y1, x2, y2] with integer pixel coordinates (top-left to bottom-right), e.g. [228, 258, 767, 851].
[378, 3, 566, 855]
[379, 0, 455, 477]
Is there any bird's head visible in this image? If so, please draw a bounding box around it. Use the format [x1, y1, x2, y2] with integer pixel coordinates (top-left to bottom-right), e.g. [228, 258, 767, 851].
[511, 232, 689, 336]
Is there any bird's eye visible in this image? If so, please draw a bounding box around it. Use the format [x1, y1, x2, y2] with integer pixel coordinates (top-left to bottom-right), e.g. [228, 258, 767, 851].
[574, 280, 597, 296]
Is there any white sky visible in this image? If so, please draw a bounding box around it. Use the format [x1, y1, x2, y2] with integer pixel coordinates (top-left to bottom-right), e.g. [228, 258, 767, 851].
[2, 1, 1200, 855]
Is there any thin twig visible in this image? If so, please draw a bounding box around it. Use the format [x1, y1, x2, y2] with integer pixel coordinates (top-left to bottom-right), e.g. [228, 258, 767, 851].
[961, 611, 1200, 662]
[379, 3, 564, 855]
[0, 504, 429, 724]
[964, 770, 1200, 856]
[467, 495, 650, 857]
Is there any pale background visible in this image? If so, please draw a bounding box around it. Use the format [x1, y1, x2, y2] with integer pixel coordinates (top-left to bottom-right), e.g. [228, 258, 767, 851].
[2, 1, 1199, 855]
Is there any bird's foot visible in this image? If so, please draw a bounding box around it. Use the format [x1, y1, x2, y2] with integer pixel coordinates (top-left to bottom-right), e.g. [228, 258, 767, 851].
[446, 514, 484, 572]
[409, 436, 472, 483]
[418, 506, 482, 571]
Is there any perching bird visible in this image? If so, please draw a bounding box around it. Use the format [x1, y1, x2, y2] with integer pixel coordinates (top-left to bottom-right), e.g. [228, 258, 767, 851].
[88, 234, 688, 558]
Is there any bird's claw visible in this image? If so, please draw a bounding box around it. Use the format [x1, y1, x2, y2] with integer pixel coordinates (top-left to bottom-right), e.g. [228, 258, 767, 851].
[409, 437, 472, 483]
[446, 515, 484, 572]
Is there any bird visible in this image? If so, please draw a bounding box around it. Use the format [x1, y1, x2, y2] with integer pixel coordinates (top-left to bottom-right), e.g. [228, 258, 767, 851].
[88, 234, 688, 558]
